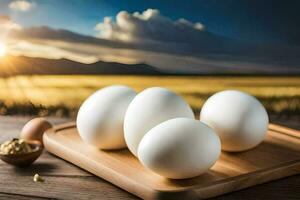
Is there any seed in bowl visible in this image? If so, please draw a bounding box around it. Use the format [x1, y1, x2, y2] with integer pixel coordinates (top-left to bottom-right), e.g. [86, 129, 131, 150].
[0, 138, 34, 155]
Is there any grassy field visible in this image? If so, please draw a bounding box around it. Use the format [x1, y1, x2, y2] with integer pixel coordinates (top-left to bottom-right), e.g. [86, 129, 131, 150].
[0, 75, 299, 117]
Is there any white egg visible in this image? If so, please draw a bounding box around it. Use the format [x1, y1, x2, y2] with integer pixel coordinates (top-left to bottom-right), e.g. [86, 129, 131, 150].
[138, 118, 221, 179]
[124, 87, 194, 156]
[200, 90, 269, 152]
[77, 85, 136, 150]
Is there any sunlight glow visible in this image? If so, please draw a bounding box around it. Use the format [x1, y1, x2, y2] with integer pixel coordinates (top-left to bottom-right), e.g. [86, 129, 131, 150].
[0, 43, 6, 57]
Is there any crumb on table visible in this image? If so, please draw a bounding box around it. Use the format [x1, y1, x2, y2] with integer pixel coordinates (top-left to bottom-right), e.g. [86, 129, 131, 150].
[33, 173, 45, 182]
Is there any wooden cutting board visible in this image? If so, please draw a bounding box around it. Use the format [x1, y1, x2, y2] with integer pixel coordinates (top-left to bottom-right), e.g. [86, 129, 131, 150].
[43, 122, 300, 200]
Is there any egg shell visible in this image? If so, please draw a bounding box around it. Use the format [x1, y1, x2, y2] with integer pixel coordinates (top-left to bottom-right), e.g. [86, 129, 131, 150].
[76, 85, 136, 150]
[138, 118, 221, 179]
[124, 87, 195, 156]
[20, 118, 52, 145]
[200, 90, 269, 152]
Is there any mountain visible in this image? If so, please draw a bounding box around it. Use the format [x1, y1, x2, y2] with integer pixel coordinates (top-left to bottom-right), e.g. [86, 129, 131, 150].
[0, 55, 164, 76]
[0, 55, 299, 76]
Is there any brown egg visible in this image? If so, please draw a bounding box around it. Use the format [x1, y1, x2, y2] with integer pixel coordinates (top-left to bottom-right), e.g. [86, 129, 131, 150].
[20, 118, 52, 145]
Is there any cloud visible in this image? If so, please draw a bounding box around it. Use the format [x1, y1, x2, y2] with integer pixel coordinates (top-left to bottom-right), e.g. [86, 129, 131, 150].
[9, 0, 34, 12]
[0, 15, 22, 29]
[0, 15, 10, 22]
[95, 9, 205, 43]
[8, 41, 100, 63]
[0, 15, 22, 40]
[94, 9, 253, 56]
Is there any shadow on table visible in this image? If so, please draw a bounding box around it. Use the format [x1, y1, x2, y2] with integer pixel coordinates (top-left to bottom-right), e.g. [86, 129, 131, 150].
[12, 162, 57, 174]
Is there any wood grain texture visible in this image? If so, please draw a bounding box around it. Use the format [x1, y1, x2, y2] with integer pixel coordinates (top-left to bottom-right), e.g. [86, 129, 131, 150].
[0, 116, 299, 200]
[43, 122, 300, 200]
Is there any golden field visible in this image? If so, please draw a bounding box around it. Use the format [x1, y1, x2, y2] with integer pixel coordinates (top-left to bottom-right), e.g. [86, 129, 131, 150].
[0, 75, 299, 117]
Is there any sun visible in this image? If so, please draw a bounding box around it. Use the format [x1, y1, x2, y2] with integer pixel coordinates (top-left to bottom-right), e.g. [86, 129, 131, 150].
[0, 43, 6, 57]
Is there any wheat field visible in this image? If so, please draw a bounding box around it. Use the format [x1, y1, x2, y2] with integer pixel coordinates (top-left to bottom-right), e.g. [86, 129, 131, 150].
[0, 75, 299, 117]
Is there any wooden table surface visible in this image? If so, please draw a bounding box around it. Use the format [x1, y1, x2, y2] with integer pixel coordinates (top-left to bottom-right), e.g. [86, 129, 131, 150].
[0, 116, 299, 200]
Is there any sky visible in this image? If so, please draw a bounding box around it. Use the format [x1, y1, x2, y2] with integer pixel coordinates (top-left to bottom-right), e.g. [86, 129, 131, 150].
[0, 0, 300, 73]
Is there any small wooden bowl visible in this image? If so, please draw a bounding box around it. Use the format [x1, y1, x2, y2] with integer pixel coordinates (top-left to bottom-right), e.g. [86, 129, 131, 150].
[0, 140, 43, 167]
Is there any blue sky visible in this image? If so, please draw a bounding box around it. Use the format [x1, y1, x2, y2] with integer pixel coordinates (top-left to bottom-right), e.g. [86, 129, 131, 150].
[1, 0, 299, 44]
[1, 0, 299, 73]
